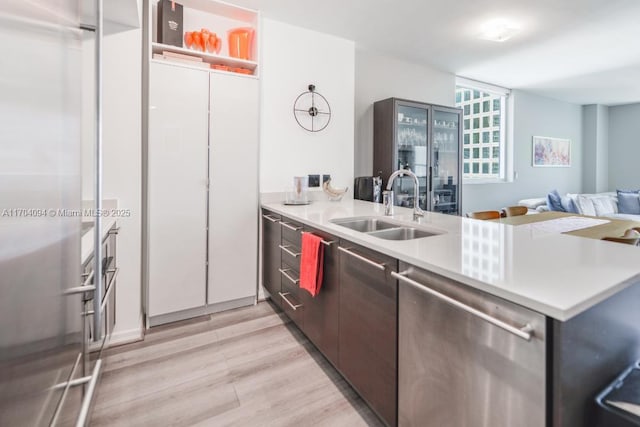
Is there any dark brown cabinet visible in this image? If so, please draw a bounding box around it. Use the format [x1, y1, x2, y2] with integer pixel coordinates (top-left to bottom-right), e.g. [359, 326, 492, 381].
[261, 210, 282, 308]
[338, 241, 398, 427]
[261, 210, 399, 427]
[298, 226, 340, 367]
[374, 98, 462, 215]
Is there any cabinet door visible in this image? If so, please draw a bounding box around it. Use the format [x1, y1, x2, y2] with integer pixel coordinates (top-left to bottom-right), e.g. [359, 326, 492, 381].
[394, 101, 429, 210]
[208, 74, 259, 304]
[261, 210, 281, 307]
[430, 107, 462, 215]
[299, 227, 340, 367]
[338, 242, 398, 427]
[148, 62, 208, 317]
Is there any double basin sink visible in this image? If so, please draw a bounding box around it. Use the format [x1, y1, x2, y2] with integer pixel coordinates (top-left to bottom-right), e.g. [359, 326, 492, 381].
[330, 217, 444, 241]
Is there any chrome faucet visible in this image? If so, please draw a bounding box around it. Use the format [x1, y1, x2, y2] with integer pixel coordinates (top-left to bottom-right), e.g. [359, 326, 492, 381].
[384, 167, 425, 221]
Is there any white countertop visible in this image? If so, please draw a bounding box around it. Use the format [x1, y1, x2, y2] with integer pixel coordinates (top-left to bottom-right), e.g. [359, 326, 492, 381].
[262, 199, 640, 321]
[81, 218, 116, 264]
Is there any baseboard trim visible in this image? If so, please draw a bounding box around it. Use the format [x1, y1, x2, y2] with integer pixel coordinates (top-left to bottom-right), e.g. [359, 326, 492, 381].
[109, 315, 144, 347]
[147, 296, 256, 327]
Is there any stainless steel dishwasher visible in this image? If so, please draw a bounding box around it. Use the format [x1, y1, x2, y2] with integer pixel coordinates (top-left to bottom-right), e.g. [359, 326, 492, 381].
[394, 262, 547, 427]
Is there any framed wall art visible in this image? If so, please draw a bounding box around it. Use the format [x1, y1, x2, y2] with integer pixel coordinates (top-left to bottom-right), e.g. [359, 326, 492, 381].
[532, 136, 571, 167]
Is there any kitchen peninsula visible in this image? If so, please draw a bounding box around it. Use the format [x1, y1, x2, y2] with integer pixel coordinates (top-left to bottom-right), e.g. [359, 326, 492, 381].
[261, 199, 640, 427]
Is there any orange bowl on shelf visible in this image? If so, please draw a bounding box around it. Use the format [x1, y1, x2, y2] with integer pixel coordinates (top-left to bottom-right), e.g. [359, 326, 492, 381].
[228, 27, 253, 60]
[211, 64, 230, 71]
[233, 67, 252, 75]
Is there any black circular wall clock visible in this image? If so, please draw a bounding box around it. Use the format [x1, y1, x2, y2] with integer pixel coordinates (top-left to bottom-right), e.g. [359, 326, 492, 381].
[293, 84, 331, 132]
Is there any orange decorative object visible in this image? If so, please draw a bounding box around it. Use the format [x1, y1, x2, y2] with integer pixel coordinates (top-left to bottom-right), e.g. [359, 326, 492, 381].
[206, 33, 221, 54]
[184, 31, 193, 48]
[228, 27, 253, 60]
[201, 31, 210, 49]
[191, 31, 203, 51]
[183, 28, 222, 54]
[211, 64, 230, 71]
[233, 67, 252, 75]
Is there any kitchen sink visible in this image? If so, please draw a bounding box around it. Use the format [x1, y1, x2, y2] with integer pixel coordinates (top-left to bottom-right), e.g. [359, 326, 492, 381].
[367, 227, 439, 240]
[331, 217, 445, 241]
[331, 218, 398, 233]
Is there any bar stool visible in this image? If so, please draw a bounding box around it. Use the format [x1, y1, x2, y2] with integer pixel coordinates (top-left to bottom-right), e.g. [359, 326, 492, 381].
[466, 210, 501, 220]
[501, 206, 528, 217]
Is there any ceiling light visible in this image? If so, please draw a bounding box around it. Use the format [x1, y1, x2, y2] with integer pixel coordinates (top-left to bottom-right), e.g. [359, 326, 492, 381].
[478, 20, 520, 42]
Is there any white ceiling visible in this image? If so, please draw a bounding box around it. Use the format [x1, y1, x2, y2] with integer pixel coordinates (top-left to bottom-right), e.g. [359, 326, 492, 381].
[231, 0, 640, 106]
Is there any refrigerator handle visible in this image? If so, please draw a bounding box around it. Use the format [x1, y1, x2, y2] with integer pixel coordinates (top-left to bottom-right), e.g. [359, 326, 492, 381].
[428, 166, 433, 192]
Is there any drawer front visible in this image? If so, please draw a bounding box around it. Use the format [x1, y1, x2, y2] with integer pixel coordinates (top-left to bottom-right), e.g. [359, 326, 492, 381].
[262, 210, 282, 304]
[280, 218, 303, 247]
[279, 265, 300, 290]
[280, 243, 301, 273]
[280, 274, 304, 328]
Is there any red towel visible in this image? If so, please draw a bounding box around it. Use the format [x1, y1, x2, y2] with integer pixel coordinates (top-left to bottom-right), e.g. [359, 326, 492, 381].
[300, 233, 324, 297]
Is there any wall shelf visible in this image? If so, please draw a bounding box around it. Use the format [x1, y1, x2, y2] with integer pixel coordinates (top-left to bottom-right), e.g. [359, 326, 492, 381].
[150, 58, 259, 79]
[152, 42, 257, 71]
[149, 0, 260, 78]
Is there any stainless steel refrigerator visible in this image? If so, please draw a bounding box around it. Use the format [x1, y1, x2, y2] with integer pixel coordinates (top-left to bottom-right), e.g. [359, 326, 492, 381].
[0, 2, 88, 425]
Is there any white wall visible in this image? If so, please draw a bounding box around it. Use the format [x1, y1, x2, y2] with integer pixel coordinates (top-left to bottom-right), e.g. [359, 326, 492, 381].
[259, 19, 355, 194]
[609, 103, 640, 190]
[102, 27, 143, 343]
[462, 90, 584, 212]
[582, 104, 609, 193]
[596, 105, 609, 192]
[354, 48, 456, 177]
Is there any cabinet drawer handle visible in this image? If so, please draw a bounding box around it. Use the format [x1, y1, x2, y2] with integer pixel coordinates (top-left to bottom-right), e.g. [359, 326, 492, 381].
[262, 214, 279, 223]
[279, 268, 300, 284]
[338, 246, 385, 271]
[279, 244, 301, 258]
[302, 232, 335, 246]
[392, 271, 534, 341]
[280, 221, 302, 232]
[279, 292, 302, 310]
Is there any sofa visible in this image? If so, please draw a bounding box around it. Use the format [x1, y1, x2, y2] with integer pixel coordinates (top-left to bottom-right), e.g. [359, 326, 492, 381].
[518, 190, 640, 222]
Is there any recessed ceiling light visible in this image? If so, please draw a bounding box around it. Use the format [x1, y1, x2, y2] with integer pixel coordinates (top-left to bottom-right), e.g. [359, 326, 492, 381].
[478, 19, 520, 42]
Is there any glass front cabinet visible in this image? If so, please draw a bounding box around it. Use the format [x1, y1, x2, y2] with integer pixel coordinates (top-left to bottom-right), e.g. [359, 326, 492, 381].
[373, 98, 462, 215]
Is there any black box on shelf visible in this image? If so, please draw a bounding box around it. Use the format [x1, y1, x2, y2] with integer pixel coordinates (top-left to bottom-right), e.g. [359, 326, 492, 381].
[157, 0, 183, 47]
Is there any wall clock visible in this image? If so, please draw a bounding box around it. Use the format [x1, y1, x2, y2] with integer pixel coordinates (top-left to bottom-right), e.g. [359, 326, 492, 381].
[293, 84, 331, 132]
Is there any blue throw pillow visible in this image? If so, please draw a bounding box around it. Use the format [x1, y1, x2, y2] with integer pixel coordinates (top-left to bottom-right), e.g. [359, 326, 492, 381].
[561, 196, 578, 213]
[546, 190, 565, 212]
[617, 190, 640, 214]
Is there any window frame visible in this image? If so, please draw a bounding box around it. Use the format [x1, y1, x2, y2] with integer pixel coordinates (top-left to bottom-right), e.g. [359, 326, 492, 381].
[455, 77, 512, 184]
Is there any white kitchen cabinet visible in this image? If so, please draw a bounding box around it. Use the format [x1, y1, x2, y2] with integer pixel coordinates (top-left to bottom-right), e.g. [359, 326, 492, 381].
[147, 62, 208, 317]
[146, 61, 259, 325]
[208, 73, 259, 305]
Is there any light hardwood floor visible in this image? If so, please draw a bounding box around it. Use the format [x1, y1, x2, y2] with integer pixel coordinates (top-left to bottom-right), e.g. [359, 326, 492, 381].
[90, 302, 384, 427]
